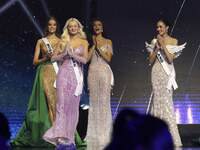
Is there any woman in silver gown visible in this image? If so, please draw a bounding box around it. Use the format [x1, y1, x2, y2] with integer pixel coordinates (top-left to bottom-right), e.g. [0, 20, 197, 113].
[146, 18, 186, 147]
[85, 19, 114, 147]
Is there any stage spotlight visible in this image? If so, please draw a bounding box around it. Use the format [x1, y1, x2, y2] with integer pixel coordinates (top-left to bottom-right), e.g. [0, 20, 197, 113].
[0, 0, 43, 36]
[187, 105, 193, 124]
[40, 0, 51, 18]
[170, 0, 186, 36]
[182, 45, 200, 94]
[175, 108, 180, 124]
[0, 0, 17, 14]
[17, 0, 43, 36]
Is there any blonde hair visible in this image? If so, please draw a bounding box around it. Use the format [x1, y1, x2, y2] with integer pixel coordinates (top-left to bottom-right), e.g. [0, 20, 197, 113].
[61, 18, 86, 50]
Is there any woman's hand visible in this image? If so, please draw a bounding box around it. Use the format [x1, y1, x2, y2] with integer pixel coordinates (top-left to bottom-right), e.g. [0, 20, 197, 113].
[67, 46, 74, 57]
[53, 50, 59, 56]
[92, 35, 97, 46]
[87, 35, 96, 62]
[96, 39, 101, 52]
[43, 52, 53, 61]
[157, 35, 165, 48]
[155, 41, 161, 50]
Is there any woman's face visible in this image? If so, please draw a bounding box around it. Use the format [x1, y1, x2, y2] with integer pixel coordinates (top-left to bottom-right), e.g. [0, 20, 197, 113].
[156, 21, 169, 36]
[48, 19, 57, 34]
[68, 21, 79, 35]
[93, 20, 103, 35]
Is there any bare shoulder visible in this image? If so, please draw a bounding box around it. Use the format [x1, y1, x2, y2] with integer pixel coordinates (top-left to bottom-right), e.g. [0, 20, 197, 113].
[38, 39, 43, 43]
[80, 39, 89, 46]
[107, 39, 112, 45]
[170, 37, 178, 46]
[37, 39, 43, 45]
[105, 39, 113, 48]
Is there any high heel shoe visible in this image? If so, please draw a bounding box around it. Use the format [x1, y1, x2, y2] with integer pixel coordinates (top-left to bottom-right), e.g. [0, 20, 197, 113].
[56, 138, 63, 146]
[56, 140, 76, 150]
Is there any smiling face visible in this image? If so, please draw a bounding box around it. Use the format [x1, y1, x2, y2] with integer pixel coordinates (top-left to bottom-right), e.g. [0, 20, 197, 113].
[156, 21, 169, 36]
[93, 20, 103, 35]
[67, 20, 79, 36]
[48, 19, 57, 34]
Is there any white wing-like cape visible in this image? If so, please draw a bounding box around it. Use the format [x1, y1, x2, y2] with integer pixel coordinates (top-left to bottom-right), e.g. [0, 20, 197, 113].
[145, 40, 186, 59]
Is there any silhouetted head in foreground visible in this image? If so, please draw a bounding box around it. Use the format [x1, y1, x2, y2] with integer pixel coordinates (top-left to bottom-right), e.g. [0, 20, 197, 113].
[105, 109, 173, 150]
[136, 115, 174, 150]
[0, 112, 11, 150]
[112, 109, 140, 138]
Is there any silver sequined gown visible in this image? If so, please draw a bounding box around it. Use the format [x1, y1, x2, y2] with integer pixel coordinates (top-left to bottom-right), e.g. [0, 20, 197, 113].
[151, 50, 182, 147]
[86, 44, 113, 147]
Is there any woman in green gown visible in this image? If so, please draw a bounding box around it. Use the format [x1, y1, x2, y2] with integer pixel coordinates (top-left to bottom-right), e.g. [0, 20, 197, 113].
[10, 17, 85, 148]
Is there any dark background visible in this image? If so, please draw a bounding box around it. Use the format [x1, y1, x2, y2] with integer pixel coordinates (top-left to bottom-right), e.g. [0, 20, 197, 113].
[0, 0, 97, 108]
[97, 0, 200, 100]
[0, 0, 200, 129]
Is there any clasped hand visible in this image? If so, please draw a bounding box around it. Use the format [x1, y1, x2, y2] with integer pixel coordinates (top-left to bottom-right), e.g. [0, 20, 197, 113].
[67, 46, 74, 57]
[92, 35, 101, 51]
[156, 35, 165, 50]
[45, 52, 53, 60]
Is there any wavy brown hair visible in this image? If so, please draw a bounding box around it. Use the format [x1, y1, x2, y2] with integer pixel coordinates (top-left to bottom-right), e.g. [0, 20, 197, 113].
[43, 17, 61, 38]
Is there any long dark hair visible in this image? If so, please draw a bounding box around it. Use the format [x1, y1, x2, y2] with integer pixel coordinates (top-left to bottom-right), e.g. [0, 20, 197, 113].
[88, 18, 108, 46]
[91, 18, 107, 37]
[43, 17, 61, 38]
[158, 18, 171, 28]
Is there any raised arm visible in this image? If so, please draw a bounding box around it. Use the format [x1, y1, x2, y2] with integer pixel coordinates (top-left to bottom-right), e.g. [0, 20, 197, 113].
[68, 40, 88, 64]
[87, 35, 96, 62]
[97, 39, 113, 63]
[51, 41, 68, 63]
[149, 40, 159, 64]
[33, 39, 51, 66]
[87, 45, 95, 62]
[55, 40, 62, 53]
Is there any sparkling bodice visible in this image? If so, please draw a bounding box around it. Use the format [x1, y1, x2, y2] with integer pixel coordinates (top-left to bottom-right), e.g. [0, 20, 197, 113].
[40, 38, 59, 58]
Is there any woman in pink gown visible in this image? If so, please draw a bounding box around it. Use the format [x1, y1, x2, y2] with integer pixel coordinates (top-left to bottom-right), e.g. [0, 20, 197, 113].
[43, 18, 88, 147]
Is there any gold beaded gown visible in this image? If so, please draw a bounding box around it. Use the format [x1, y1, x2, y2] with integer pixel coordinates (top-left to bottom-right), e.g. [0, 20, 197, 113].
[40, 40, 58, 120]
[85, 42, 113, 147]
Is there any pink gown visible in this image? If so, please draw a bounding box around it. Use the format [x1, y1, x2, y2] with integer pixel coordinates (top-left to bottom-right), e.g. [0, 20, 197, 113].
[43, 43, 84, 145]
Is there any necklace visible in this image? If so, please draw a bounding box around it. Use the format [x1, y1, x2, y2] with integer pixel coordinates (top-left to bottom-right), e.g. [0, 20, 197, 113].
[163, 35, 169, 40]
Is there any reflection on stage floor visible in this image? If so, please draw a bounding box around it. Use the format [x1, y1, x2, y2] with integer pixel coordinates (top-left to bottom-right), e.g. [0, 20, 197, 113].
[9, 146, 200, 150]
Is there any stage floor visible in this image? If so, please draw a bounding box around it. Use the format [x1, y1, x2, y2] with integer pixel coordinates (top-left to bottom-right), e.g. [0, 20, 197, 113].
[1, 94, 200, 147]
[9, 146, 200, 150]
[1, 94, 200, 149]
